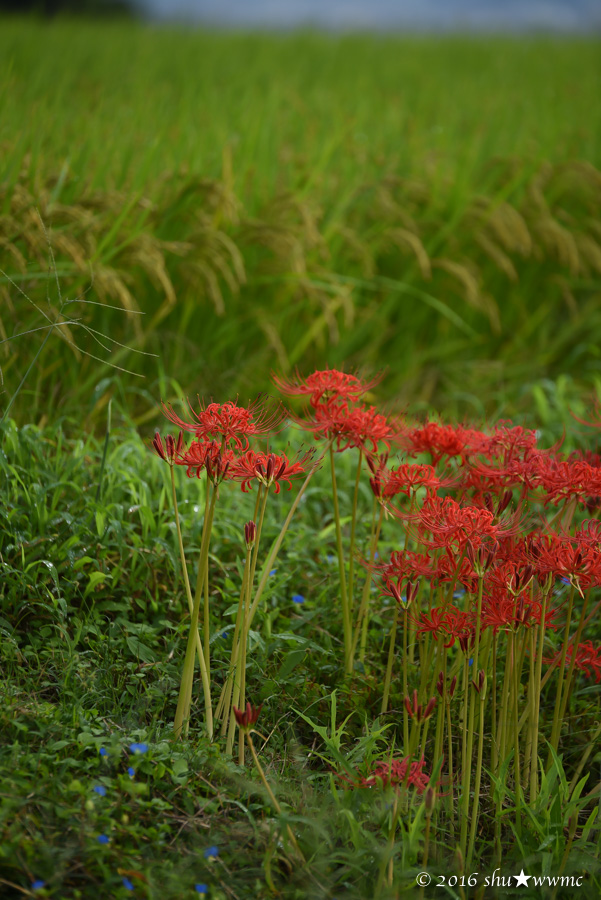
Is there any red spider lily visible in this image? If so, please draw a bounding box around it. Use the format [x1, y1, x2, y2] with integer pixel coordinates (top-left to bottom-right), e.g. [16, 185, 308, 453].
[383, 462, 443, 499]
[152, 430, 184, 465]
[569, 448, 601, 467]
[545, 641, 601, 683]
[533, 454, 601, 506]
[380, 549, 435, 583]
[244, 521, 256, 547]
[161, 397, 286, 449]
[300, 398, 398, 453]
[436, 672, 457, 699]
[398, 420, 487, 466]
[417, 495, 520, 552]
[380, 576, 420, 607]
[366, 453, 444, 499]
[233, 702, 262, 729]
[465, 539, 498, 575]
[487, 422, 539, 458]
[460, 449, 543, 500]
[522, 532, 601, 593]
[342, 756, 430, 793]
[574, 519, 601, 548]
[413, 605, 472, 649]
[229, 449, 314, 493]
[404, 689, 437, 722]
[175, 439, 236, 483]
[272, 367, 382, 407]
[434, 550, 479, 593]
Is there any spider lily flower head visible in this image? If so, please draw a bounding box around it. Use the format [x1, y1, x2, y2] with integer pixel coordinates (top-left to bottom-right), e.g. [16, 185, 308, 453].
[344, 756, 430, 793]
[404, 689, 437, 723]
[472, 669, 486, 695]
[229, 448, 315, 493]
[381, 575, 419, 608]
[151, 430, 184, 466]
[161, 396, 286, 449]
[399, 420, 486, 466]
[545, 640, 601, 683]
[300, 398, 398, 453]
[417, 495, 521, 553]
[233, 702, 262, 731]
[436, 671, 457, 699]
[465, 539, 498, 575]
[523, 531, 601, 594]
[244, 520, 256, 548]
[175, 439, 236, 484]
[272, 367, 383, 407]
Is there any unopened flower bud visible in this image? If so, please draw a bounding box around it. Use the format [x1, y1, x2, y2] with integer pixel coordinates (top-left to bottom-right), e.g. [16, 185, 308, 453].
[244, 521, 256, 548]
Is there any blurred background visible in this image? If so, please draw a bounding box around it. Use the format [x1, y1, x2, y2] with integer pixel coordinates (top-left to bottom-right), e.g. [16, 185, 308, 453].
[1, 0, 600, 431]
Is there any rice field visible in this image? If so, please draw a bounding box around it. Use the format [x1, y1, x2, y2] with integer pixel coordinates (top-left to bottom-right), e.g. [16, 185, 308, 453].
[0, 20, 600, 428]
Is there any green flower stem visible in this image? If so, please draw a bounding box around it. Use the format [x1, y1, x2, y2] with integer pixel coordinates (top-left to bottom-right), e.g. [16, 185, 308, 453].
[245, 442, 330, 639]
[169, 465, 205, 673]
[381, 603, 400, 716]
[445, 689, 455, 841]
[467, 678, 486, 869]
[490, 631, 498, 775]
[227, 551, 253, 758]
[548, 584, 576, 761]
[510, 629, 522, 837]
[529, 579, 550, 804]
[215, 489, 263, 726]
[557, 588, 590, 734]
[219, 543, 253, 738]
[347, 449, 363, 617]
[356, 498, 383, 664]
[173, 483, 217, 740]
[329, 443, 353, 674]
[194, 479, 212, 672]
[402, 607, 409, 751]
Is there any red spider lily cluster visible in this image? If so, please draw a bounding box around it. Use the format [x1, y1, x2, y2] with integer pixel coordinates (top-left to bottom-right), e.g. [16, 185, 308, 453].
[152, 368, 601, 856]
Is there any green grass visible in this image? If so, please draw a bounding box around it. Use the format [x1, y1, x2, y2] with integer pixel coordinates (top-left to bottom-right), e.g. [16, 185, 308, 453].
[1, 22, 601, 427]
[1, 412, 601, 898]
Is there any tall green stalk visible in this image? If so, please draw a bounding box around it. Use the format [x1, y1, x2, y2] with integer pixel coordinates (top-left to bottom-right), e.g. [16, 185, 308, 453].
[329, 443, 353, 674]
[173, 484, 218, 740]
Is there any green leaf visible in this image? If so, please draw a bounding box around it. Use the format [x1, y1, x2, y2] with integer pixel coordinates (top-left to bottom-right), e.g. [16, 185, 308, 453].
[276, 649, 305, 681]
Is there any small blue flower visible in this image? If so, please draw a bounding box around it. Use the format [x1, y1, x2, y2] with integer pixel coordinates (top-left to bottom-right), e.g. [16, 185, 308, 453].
[97, 834, 110, 845]
[195, 886, 208, 895]
[561, 577, 570, 585]
[220, 630, 229, 639]
[203, 845, 219, 860]
[127, 767, 135, 778]
[129, 742, 148, 754]
[93, 785, 107, 796]
[326, 554, 335, 564]
[32, 880, 45, 890]
[122, 877, 134, 891]
[468, 657, 474, 667]
[99, 747, 108, 757]
[453, 587, 466, 599]
[292, 594, 305, 604]
[269, 569, 277, 576]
